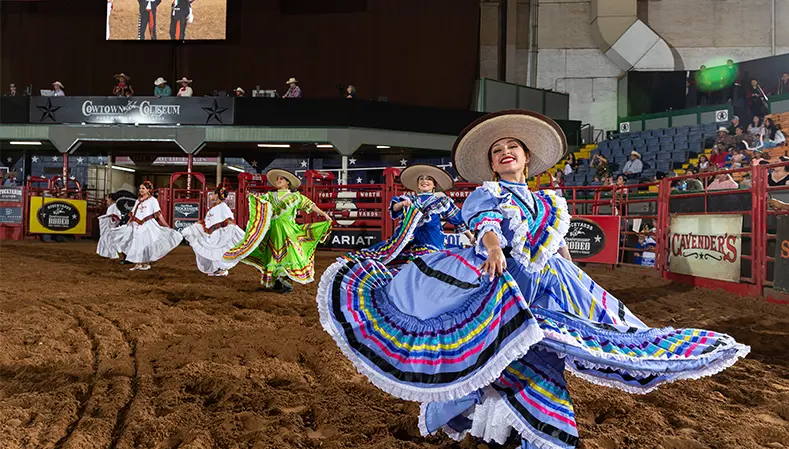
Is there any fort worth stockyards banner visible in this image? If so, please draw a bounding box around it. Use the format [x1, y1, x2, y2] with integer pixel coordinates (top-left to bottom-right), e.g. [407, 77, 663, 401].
[565, 216, 621, 264]
[669, 214, 743, 283]
[28, 197, 88, 235]
[29, 96, 234, 125]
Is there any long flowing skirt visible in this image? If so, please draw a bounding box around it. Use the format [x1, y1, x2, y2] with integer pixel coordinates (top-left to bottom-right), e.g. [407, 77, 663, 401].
[97, 216, 120, 259]
[317, 244, 750, 448]
[181, 222, 245, 274]
[110, 220, 183, 264]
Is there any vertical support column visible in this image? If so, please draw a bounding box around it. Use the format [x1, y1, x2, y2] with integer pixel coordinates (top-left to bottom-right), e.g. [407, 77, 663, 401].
[341, 156, 348, 185]
[479, 1, 500, 80]
[216, 152, 223, 187]
[107, 151, 114, 194]
[187, 153, 194, 190]
[62, 153, 69, 194]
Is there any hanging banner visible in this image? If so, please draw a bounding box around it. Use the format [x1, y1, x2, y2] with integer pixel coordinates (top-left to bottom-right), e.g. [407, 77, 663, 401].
[668, 214, 742, 283]
[0, 187, 23, 203]
[173, 201, 201, 233]
[29, 197, 88, 234]
[321, 229, 381, 250]
[29, 96, 234, 125]
[773, 215, 789, 292]
[565, 215, 621, 264]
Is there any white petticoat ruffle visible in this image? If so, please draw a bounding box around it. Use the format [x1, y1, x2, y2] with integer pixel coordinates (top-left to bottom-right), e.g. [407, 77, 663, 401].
[182, 222, 245, 274]
[110, 220, 183, 264]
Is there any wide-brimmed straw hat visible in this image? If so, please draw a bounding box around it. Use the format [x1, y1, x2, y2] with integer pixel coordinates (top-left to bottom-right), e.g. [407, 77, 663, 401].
[266, 169, 301, 189]
[176, 77, 193, 84]
[114, 73, 131, 80]
[285, 77, 299, 85]
[630, 150, 641, 158]
[234, 87, 245, 94]
[718, 126, 728, 133]
[52, 81, 64, 89]
[153, 77, 167, 86]
[452, 110, 567, 184]
[400, 164, 455, 192]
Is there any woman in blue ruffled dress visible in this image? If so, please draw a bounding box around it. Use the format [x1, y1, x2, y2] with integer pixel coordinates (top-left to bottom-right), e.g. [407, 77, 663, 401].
[317, 110, 749, 449]
[354, 164, 476, 266]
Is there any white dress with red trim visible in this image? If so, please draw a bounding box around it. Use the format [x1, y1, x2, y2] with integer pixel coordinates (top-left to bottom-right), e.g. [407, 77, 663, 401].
[317, 179, 749, 449]
[97, 203, 122, 259]
[110, 196, 183, 263]
[181, 202, 245, 274]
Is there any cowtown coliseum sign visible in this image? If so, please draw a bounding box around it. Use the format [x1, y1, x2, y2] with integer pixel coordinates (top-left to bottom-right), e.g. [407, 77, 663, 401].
[668, 214, 742, 283]
[30, 96, 234, 125]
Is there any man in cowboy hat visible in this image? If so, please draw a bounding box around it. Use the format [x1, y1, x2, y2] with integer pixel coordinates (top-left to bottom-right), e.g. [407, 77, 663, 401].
[137, 0, 162, 40]
[153, 77, 171, 97]
[716, 126, 734, 147]
[283, 78, 302, 98]
[233, 87, 245, 97]
[176, 77, 193, 97]
[622, 150, 643, 179]
[52, 81, 65, 97]
[113, 73, 134, 97]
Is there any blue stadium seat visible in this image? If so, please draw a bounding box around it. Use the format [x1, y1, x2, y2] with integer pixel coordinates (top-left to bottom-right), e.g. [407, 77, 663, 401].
[663, 127, 676, 135]
[673, 133, 688, 142]
[660, 143, 675, 151]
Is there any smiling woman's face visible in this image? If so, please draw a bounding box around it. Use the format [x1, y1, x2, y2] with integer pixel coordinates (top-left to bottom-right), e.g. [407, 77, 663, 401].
[416, 175, 435, 193]
[490, 138, 529, 179]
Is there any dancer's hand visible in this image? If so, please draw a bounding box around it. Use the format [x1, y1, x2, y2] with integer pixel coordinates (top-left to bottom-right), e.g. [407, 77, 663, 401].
[480, 247, 506, 281]
[467, 235, 477, 246]
[321, 212, 332, 221]
[400, 199, 412, 208]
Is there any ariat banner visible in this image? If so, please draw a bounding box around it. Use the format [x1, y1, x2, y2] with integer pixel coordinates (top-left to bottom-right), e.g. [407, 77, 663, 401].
[29, 197, 88, 234]
[669, 214, 743, 283]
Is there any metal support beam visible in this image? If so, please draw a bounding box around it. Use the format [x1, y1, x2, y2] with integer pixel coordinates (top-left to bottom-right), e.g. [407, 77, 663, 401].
[216, 152, 223, 186]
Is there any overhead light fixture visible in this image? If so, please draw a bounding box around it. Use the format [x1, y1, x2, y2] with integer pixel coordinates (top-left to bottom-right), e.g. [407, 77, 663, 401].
[112, 165, 136, 173]
[376, 145, 390, 149]
[226, 165, 245, 173]
[258, 144, 291, 148]
[10, 141, 42, 146]
[316, 144, 334, 148]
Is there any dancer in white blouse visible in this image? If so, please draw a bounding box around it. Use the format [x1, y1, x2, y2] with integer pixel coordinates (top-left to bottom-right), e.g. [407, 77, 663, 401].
[182, 187, 245, 276]
[97, 193, 122, 259]
[110, 181, 183, 271]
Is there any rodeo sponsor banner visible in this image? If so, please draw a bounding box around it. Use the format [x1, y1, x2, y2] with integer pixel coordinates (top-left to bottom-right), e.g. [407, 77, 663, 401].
[565, 216, 620, 263]
[0, 187, 23, 203]
[28, 197, 88, 234]
[322, 229, 382, 250]
[773, 215, 789, 292]
[668, 214, 742, 283]
[29, 96, 234, 125]
[0, 207, 23, 224]
[173, 202, 201, 233]
[444, 232, 472, 248]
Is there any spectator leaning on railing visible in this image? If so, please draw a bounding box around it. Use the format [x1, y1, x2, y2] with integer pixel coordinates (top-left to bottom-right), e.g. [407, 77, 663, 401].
[52, 81, 65, 96]
[768, 156, 789, 186]
[113, 73, 134, 97]
[176, 77, 193, 97]
[154, 77, 171, 97]
[707, 170, 739, 191]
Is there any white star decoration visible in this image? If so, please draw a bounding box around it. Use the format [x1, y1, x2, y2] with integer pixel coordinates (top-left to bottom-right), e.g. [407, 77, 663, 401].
[369, 178, 375, 183]
[6, 157, 11, 163]
[52, 156, 58, 162]
[349, 158, 357, 165]
[300, 160, 308, 168]
[356, 177, 363, 183]
[71, 214, 77, 219]
[594, 235, 602, 243]
[76, 157, 84, 164]
[250, 160, 258, 167]
[31, 156, 39, 163]
[399, 159, 407, 166]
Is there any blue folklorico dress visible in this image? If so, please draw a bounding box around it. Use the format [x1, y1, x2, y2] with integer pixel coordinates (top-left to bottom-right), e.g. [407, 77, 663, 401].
[348, 192, 468, 268]
[317, 179, 749, 449]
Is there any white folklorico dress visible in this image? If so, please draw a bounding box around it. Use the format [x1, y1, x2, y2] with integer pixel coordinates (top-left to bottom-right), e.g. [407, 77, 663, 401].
[181, 202, 245, 274]
[97, 203, 122, 259]
[110, 196, 183, 263]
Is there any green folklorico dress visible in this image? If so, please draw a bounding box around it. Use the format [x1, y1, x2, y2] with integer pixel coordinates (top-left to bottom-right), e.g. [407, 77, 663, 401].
[223, 190, 331, 287]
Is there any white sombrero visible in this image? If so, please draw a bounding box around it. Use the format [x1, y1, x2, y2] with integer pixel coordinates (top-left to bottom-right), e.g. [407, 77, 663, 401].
[114, 73, 131, 80]
[452, 110, 567, 184]
[399, 164, 454, 192]
[176, 77, 193, 84]
[266, 169, 301, 189]
[153, 77, 167, 85]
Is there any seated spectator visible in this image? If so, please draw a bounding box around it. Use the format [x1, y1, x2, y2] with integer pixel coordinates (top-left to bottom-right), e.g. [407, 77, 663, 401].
[233, 87, 245, 97]
[733, 126, 752, 150]
[112, 73, 134, 97]
[727, 116, 741, 135]
[622, 151, 643, 179]
[697, 154, 711, 170]
[716, 127, 733, 147]
[284, 77, 302, 98]
[3, 173, 18, 186]
[763, 122, 786, 149]
[154, 77, 171, 97]
[769, 156, 789, 186]
[707, 171, 739, 191]
[741, 173, 752, 188]
[748, 115, 763, 136]
[176, 77, 193, 97]
[725, 148, 748, 168]
[552, 169, 565, 196]
[346, 85, 356, 98]
[52, 81, 65, 96]
[590, 154, 611, 181]
[709, 145, 728, 168]
[564, 153, 577, 175]
[6, 83, 16, 96]
[750, 148, 767, 166]
[634, 233, 657, 267]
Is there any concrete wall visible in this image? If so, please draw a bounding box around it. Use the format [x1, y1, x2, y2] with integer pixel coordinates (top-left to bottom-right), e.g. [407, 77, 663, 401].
[497, 0, 789, 132]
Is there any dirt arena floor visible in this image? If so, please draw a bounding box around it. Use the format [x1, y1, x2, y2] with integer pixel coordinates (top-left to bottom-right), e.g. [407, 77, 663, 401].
[109, 0, 227, 41]
[1, 241, 789, 449]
